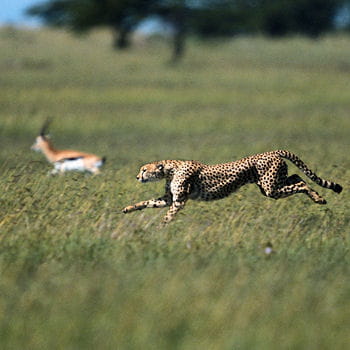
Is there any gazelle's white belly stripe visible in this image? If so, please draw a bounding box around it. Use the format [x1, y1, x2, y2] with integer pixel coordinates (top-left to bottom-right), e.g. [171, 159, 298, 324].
[54, 158, 85, 172]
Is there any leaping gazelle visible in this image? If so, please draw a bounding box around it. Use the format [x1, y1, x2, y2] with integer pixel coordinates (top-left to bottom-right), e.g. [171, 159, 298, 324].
[31, 120, 106, 175]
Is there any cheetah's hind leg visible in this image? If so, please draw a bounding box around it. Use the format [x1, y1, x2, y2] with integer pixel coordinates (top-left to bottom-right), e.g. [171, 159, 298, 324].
[272, 174, 327, 204]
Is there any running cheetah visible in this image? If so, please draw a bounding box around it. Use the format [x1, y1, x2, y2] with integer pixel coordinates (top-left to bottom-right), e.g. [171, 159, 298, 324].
[123, 150, 342, 224]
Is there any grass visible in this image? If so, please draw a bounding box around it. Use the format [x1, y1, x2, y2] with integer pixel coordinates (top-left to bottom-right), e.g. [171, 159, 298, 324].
[0, 27, 349, 349]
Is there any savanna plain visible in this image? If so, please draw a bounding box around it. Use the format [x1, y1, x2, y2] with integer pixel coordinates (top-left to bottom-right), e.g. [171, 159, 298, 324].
[0, 27, 349, 349]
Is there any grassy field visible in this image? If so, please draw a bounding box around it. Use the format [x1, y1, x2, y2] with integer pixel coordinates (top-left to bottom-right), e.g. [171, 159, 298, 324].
[0, 27, 349, 349]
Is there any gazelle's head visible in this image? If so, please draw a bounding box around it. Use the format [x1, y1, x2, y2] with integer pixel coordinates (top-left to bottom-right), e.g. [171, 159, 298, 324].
[31, 119, 51, 152]
[31, 135, 50, 152]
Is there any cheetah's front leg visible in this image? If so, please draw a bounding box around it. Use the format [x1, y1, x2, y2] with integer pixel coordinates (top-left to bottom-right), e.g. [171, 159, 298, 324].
[161, 180, 189, 224]
[123, 195, 172, 214]
[161, 200, 186, 224]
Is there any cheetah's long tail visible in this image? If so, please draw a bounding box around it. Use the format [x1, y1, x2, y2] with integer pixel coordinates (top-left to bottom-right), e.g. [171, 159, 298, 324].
[275, 150, 343, 193]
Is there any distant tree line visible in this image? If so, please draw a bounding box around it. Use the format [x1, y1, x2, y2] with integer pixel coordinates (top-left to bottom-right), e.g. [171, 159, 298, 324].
[27, 0, 350, 61]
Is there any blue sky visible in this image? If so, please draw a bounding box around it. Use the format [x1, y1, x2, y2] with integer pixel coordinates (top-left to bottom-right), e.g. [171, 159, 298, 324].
[0, 0, 164, 32]
[1, 0, 41, 26]
[0, 0, 171, 33]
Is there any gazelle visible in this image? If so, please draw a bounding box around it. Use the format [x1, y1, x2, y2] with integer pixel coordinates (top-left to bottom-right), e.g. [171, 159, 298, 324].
[31, 120, 106, 175]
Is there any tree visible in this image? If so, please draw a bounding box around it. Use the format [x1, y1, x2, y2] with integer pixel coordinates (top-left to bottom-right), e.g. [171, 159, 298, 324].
[27, 0, 347, 60]
[244, 0, 344, 37]
[27, 0, 151, 49]
[191, 1, 246, 38]
[154, 0, 346, 60]
[152, 0, 191, 62]
[27, 0, 195, 60]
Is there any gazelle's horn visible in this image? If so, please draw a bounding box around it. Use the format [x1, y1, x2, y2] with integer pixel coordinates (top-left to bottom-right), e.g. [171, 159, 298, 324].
[40, 118, 52, 136]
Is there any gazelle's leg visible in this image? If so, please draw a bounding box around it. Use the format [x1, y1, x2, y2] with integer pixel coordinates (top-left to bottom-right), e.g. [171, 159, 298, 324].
[90, 167, 100, 175]
[49, 163, 61, 175]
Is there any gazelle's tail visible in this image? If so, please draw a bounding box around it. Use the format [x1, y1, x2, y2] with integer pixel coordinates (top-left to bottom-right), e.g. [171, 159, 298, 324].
[275, 150, 342, 193]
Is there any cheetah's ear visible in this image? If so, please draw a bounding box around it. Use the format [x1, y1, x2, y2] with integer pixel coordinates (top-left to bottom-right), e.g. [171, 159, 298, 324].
[157, 164, 164, 171]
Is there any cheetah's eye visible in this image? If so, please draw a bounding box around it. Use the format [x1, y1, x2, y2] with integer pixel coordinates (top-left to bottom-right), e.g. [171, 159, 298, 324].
[157, 164, 164, 171]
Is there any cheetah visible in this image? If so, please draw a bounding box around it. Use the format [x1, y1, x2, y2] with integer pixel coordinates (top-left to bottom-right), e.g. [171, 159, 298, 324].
[123, 150, 342, 224]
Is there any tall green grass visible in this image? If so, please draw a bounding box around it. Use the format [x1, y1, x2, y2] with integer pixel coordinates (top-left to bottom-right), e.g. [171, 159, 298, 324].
[0, 27, 349, 349]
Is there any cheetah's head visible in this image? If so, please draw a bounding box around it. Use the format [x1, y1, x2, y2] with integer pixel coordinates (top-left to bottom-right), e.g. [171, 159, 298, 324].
[136, 162, 165, 183]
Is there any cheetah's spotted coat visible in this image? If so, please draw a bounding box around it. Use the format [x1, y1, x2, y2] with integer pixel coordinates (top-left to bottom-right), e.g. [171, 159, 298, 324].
[123, 150, 342, 224]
